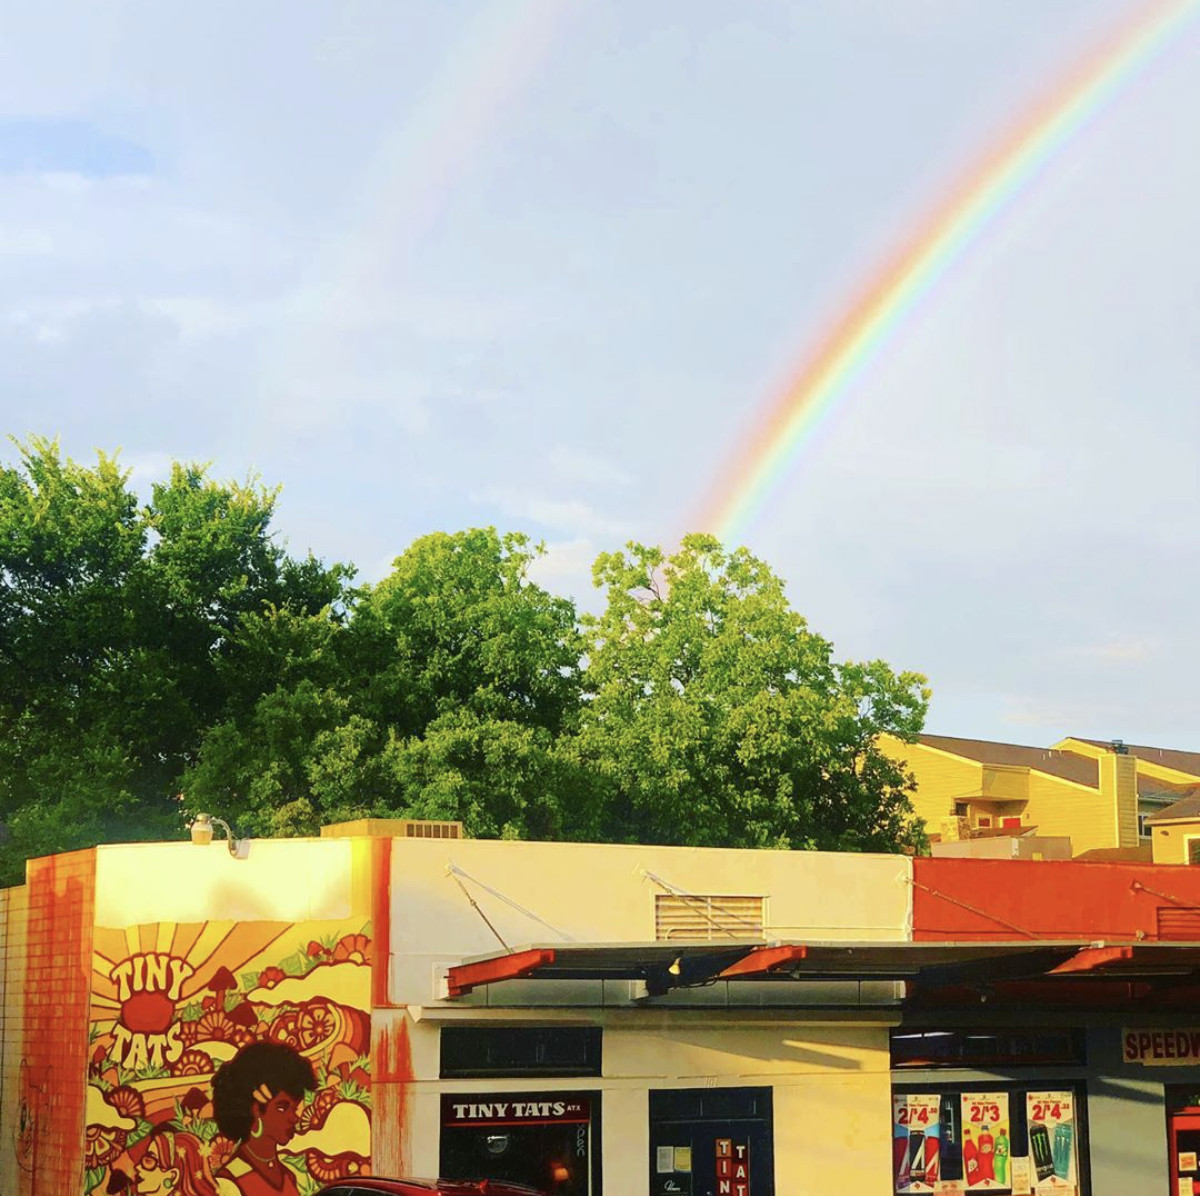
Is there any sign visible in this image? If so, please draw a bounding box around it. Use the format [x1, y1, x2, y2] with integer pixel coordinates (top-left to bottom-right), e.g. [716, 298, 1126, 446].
[441, 1094, 590, 1126]
[1026, 1091, 1076, 1194]
[894, 1094, 942, 1193]
[1123, 1029, 1200, 1066]
[1010, 1157, 1032, 1195]
[106, 951, 196, 1069]
[716, 1138, 750, 1196]
[960, 1093, 1010, 1190]
[653, 1143, 693, 1196]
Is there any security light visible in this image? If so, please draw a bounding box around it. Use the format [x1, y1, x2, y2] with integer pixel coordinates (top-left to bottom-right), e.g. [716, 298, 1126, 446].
[189, 813, 247, 858]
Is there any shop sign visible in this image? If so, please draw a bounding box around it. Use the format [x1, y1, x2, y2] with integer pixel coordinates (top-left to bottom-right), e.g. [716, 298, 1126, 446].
[893, 1094, 941, 1193]
[441, 1095, 590, 1125]
[960, 1093, 1010, 1190]
[715, 1137, 750, 1196]
[1123, 1029, 1200, 1066]
[654, 1144, 693, 1196]
[1025, 1091, 1076, 1193]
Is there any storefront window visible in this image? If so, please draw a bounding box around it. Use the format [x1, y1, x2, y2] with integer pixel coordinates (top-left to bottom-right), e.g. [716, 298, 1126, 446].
[891, 1029, 1085, 1070]
[441, 1025, 602, 1077]
[440, 1091, 600, 1195]
[892, 1084, 1086, 1195]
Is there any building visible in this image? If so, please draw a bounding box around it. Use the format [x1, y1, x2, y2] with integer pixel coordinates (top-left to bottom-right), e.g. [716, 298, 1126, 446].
[880, 733, 1200, 857]
[7, 821, 1200, 1196]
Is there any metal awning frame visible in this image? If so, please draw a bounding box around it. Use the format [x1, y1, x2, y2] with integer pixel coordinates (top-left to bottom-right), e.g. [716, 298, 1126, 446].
[438, 938, 1200, 1000]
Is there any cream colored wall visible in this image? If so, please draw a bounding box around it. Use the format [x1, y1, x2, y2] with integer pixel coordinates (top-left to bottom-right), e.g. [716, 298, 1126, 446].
[878, 735, 982, 830]
[386, 838, 912, 1007]
[92, 836, 369, 926]
[391, 1009, 893, 1196]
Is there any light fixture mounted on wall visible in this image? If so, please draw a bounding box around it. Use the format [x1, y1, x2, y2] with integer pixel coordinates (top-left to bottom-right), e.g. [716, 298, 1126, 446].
[189, 813, 249, 859]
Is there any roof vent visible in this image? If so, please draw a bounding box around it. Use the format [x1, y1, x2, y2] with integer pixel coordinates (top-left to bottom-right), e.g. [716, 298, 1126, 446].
[321, 818, 465, 839]
[398, 818, 463, 840]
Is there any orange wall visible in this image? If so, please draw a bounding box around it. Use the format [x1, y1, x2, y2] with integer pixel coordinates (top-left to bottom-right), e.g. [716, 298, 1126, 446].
[10, 851, 97, 1196]
[913, 857, 1200, 940]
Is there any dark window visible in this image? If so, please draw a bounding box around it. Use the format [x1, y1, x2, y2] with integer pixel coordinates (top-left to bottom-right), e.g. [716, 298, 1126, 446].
[441, 1026, 602, 1078]
[891, 1029, 1085, 1069]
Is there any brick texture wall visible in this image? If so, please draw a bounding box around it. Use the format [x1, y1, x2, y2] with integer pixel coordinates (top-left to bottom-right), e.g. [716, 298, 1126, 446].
[9, 850, 96, 1196]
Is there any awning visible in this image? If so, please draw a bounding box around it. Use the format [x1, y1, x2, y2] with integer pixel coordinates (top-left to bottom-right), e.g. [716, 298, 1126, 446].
[440, 939, 1146, 999]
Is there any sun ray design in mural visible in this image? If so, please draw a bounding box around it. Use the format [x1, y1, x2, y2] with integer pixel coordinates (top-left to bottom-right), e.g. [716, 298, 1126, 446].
[86, 918, 373, 1196]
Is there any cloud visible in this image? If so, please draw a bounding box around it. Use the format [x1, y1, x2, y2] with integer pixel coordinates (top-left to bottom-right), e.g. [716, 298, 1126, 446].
[1057, 638, 1161, 664]
[0, 118, 154, 179]
[526, 537, 601, 605]
[549, 444, 633, 488]
[476, 487, 630, 541]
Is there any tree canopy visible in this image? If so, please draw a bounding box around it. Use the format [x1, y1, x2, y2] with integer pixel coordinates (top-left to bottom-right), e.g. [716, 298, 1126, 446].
[0, 441, 929, 885]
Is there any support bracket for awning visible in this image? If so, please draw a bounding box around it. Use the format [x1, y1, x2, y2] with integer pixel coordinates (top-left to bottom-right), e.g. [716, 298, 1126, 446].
[445, 948, 557, 998]
[719, 944, 809, 979]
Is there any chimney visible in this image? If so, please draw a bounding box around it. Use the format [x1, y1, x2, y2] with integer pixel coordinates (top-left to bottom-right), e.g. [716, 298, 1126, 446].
[1099, 743, 1138, 847]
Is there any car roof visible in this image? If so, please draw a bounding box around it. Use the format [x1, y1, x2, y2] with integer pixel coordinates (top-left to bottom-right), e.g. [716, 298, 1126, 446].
[319, 1179, 548, 1196]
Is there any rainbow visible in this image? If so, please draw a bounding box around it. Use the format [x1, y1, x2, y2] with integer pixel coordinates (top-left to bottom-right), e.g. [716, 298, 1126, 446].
[697, 0, 1198, 545]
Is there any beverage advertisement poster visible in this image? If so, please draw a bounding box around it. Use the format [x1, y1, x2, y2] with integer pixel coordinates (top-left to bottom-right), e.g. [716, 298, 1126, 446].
[1025, 1091, 1077, 1194]
[894, 1094, 942, 1193]
[960, 1093, 1011, 1190]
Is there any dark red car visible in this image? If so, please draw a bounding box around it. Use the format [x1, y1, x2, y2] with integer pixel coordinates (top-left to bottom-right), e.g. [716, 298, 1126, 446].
[316, 1180, 550, 1196]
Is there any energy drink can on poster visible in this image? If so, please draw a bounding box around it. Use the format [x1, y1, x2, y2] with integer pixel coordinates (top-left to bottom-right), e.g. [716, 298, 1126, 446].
[1030, 1123, 1055, 1182]
[924, 1137, 940, 1184]
[908, 1130, 927, 1183]
[895, 1134, 911, 1189]
[1052, 1122, 1073, 1180]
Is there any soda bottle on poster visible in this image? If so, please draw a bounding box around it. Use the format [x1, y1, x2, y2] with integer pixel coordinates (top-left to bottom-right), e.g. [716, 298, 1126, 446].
[994, 1127, 1009, 1187]
[963, 1128, 980, 1187]
[978, 1124, 995, 1183]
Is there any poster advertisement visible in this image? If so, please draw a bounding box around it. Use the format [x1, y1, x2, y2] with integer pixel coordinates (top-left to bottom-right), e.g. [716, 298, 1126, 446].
[1026, 1091, 1077, 1194]
[960, 1093, 1011, 1190]
[894, 1094, 942, 1192]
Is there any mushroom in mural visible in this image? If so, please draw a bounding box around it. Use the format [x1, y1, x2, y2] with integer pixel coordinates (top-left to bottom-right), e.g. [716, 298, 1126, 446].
[205, 966, 238, 1013]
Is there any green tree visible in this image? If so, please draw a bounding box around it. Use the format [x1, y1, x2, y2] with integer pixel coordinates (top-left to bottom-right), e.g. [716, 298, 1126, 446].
[0, 439, 347, 883]
[183, 528, 593, 841]
[574, 534, 929, 852]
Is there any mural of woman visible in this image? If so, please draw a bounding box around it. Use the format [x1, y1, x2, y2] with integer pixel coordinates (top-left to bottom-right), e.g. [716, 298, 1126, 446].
[134, 1127, 219, 1196]
[212, 1042, 316, 1196]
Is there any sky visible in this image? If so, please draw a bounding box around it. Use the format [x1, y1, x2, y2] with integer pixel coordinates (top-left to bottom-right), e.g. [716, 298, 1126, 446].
[1, 0, 1198, 749]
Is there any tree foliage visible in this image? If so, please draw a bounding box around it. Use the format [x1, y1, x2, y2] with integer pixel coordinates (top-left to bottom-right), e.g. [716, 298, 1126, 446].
[574, 535, 929, 852]
[181, 529, 591, 842]
[0, 439, 347, 883]
[0, 441, 929, 883]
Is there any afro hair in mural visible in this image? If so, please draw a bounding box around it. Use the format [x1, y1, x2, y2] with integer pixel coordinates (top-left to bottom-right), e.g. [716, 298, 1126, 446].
[212, 1042, 316, 1142]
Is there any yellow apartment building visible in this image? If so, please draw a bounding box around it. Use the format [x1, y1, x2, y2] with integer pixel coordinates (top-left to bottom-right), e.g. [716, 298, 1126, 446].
[880, 733, 1200, 857]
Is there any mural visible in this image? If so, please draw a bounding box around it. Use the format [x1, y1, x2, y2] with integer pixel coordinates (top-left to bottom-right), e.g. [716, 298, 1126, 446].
[85, 920, 373, 1196]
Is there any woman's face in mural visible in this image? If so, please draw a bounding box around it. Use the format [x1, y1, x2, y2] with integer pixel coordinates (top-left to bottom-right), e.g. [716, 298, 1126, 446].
[135, 1147, 178, 1196]
[257, 1092, 302, 1146]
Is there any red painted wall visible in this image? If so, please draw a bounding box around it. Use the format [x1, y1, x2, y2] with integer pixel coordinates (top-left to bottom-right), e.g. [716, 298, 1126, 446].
[21, 849, 96, 1196]
[913, 858, 1200, 941]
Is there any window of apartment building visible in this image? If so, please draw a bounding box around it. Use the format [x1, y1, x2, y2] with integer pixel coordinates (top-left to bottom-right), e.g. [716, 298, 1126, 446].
[441, 1025, 602, 1078]
[1188, 837, 1200, 866]
[1138, 812, 1150, 839]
